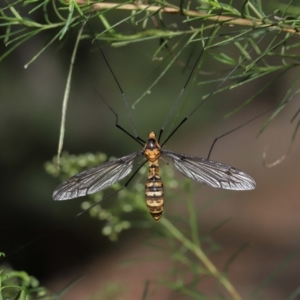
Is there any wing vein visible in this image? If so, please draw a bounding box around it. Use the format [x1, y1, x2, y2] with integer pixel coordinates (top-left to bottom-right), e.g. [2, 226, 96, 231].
[161, 149, 256, 191]
[53, 151, 143, 200]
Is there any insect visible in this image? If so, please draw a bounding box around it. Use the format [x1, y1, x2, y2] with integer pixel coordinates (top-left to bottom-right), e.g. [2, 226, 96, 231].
[53, 15, 256, 221]
[53, 131, 255, 221]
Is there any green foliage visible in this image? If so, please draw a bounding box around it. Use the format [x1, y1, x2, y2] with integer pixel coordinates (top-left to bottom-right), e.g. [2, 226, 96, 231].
[0, 266, 52, 300]
[3, 0, 300, 299]
[1, 0, 300, 139]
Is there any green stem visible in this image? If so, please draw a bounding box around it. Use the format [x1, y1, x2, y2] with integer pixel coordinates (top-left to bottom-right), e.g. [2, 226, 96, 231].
[186, 182, 200, 247]
[160, 217, 242, 300]
[57, 18, 86, 166]
[84, 1, 299, 35]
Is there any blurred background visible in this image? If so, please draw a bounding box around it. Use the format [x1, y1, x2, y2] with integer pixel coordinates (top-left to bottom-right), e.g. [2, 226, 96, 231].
[1, 1, 300, 299]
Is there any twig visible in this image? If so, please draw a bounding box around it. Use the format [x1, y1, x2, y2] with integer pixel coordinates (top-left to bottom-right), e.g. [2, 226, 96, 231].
[76, 1, 300, 35]
[160, 217, 243, 300]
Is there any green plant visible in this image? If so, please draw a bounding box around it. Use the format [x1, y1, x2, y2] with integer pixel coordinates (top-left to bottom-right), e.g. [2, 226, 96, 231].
[0, 266, 52, 300]
[2, 0, 300, 299]
[2, 0, 300, 147]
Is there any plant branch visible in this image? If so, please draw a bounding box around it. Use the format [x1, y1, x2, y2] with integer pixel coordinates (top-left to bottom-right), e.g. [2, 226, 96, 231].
[57, 19, 87, 167]
[77, 0, 300, 35]
[160, 217, 242, 300]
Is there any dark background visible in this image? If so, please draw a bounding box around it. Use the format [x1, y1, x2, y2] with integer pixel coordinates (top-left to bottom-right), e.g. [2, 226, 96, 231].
[1, 3, 300, 299]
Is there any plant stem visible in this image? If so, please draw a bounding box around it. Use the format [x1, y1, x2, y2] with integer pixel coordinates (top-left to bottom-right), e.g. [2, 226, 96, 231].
[57, 19, 86, 166]
[76, 0, 299, 35]
[160, 217, 242, 300]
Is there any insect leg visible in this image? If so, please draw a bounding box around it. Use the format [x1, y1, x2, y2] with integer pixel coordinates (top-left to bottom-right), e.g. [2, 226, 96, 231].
[158, 11, 222, 144]
[86, 18, 145, 145]
[206, 107, 275, 160]
[161, 31, 268, 148]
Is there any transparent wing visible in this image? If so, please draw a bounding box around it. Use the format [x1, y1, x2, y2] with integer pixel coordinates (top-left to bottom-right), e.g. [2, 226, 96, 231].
[53, 151, 143, 200]
[161, 149, 256, 190]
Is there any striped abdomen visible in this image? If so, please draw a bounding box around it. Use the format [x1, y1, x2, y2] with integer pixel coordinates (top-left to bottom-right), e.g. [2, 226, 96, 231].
[145, 160, 164, 221]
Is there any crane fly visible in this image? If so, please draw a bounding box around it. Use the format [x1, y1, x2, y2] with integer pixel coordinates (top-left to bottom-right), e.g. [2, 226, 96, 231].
[53, 131, 255, 221]
[53, 13, 257, 221]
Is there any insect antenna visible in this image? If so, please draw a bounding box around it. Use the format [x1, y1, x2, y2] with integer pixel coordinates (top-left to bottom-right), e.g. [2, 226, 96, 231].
[85, 18, 145, 145]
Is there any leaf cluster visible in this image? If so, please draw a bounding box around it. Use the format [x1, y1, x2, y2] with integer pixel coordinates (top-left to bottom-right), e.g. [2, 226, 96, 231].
[0, 267, 52, 300]
[1, 0, 300, 138]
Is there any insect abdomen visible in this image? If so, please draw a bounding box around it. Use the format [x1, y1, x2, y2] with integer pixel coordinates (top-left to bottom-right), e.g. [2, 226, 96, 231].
[145, 162, 164, 221]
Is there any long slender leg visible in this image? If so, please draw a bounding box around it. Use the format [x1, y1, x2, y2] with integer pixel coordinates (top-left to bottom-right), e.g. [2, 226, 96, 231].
[207, 107, 275, 160]
[85, 17, 146, 144]
[161, 32, 268, 148]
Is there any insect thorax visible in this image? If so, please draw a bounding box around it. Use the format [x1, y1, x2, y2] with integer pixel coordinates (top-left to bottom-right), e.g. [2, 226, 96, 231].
[144, 132, 161, 162]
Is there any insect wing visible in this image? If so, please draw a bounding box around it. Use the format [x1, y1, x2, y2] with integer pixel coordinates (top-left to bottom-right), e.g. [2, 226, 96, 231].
[161, 149, 256, 190]
[53, 151, 143, 200]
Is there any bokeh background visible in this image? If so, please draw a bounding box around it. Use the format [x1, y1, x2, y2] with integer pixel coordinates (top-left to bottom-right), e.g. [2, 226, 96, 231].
[1, 2, 300, 299]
